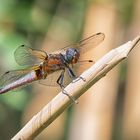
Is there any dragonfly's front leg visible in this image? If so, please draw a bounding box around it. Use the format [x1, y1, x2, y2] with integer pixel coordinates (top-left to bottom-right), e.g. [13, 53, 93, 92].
[57, 69, 65, 88]
[57, 69, 78, 104]
[67, 67, 76, 79]
[67, 67, 86, 82]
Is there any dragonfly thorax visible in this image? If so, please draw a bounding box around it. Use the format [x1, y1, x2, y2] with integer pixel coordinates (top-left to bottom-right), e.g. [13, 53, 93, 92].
[65, 48, 80, 64]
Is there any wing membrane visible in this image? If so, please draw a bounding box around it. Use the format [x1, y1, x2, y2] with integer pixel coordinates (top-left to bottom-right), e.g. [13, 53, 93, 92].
[39, 70, 63, 87]
[51, 32, 105, 54]
[0, 69, 31, 88]
[14, 45, 47, 66]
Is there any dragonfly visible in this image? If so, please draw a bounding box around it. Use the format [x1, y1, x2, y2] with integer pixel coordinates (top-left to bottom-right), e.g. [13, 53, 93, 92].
[0, 32, 105, 101]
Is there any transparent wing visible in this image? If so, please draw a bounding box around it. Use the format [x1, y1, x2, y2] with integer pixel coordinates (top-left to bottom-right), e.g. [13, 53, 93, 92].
[39, 70, 61, 87]
[71, 60, 94, 76]
[14, 45, 48, 66]
[0, 69, 32, 88]
[39, 68, 73, 87]
[51, 32, 105, 54]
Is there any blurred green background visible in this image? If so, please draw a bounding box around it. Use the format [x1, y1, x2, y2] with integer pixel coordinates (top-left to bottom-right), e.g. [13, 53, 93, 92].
[0, 0, 86, 139]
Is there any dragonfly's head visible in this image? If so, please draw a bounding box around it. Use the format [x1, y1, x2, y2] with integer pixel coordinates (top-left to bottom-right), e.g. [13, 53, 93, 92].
[65, 48, 80, 64]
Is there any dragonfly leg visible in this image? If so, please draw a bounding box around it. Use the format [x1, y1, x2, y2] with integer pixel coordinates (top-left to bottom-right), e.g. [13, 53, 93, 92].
[72, 76, 86, 83]
[67, 67, 76, 79]
[57, 70, 65, 88]
[57, 70, 78, 104]
[62, 89, 78, 104]
[67, 67, 86, 82]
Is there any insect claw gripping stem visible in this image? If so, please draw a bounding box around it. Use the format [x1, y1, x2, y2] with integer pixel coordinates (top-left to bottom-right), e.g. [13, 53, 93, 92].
[57, 71, 78, 104]
[72, 76, 86, 83]
[78, 76, 86, 82]
[61, 88, 78, 104]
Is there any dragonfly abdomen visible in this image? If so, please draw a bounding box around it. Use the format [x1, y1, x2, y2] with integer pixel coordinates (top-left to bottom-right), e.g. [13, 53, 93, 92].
[0, 71, 38, 94]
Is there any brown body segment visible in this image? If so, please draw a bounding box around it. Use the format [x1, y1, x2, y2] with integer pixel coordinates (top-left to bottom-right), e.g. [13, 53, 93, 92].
[35, 54, 65, 79]
[45, 54, 64, 72]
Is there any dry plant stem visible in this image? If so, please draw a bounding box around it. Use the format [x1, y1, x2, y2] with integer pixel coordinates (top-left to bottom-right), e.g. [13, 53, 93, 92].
[12, 36, 140, 140]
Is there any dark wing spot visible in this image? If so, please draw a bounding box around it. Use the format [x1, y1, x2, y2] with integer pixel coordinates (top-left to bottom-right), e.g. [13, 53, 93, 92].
[5, 71, 10, 74]
[21, 44, 25, 47]
[96, 32, 102, 35]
